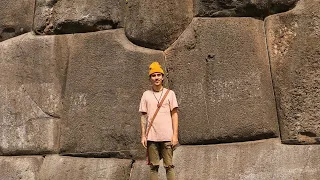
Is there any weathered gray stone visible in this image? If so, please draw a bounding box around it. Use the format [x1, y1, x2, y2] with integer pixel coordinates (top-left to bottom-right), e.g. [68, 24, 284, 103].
[0, 33, 67, 154]
[39, 155, 132, 180]
[125, 0, 193, 50]
[0, 156, 43, 180]
[131, 139, 320, 180]
[0, 0, 35, 41]
[165, 18, 279, 144]
[34, 0, 124, 34]
[194, 0, 299, 18]
[60, 29, 164, 159]
[266, 0, 320, 144]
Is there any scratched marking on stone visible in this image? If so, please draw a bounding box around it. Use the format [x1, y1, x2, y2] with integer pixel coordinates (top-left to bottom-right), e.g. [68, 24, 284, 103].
[177, 72, 262, 105]
[70, 93, 88, 112]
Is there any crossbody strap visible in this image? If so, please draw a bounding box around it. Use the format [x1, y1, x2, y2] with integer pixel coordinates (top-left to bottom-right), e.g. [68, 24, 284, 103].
[146, 89, 170, 138]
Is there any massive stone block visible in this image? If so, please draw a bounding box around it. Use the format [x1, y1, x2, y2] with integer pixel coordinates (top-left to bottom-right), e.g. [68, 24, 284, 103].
[266, 0, 320, 144]
[124, 0, 193, 50]
[0, 33, 67, 154]
[165, 18, 278, 144]
[34, 0, 124, 34]
[60, 29, 164, 158]
[39, 155, 132, 180]
[131, 139, 320, 180]
[0, 156, 43, 180]
[0, 0, 35, 41]
[194, 0, 299, 18]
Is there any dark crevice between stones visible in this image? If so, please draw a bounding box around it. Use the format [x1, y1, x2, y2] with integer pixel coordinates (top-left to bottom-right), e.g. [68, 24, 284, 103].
[180, 132, 278, 145]
[0, 27, 26, 42]
[125, 35, 168, 51]
[53, 20, 120, 34]
[196, 0, 299, 19]
[60, 150, 135, 159]
[263, 18, 282, 140]
[129, 159, 136, 179]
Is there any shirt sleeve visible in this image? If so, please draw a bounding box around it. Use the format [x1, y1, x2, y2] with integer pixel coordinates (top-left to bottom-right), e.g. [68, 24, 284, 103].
[139, 92, 147, 113]
[169, 90, 178, 111]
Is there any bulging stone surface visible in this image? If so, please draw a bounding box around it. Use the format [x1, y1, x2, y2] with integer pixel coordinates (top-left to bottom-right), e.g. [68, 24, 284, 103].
[34, 0, 124, 34]
[125, 0, 193, 50]
[266, 0, 320, 144]
[131, 139, 320, 180]
[0, 33, 67, 154]
[60, 29, 164, 158]
[165, 18, 278, 144]
[0, 156, 43, 180]
[39, 155, 132, 180]
[194, 0, 299, 18]
[0, 0, 35, 41]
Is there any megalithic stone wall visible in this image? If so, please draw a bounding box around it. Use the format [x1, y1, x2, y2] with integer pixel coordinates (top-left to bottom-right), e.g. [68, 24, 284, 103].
[266, 0, 320, 144]
[0, 33, 66, 155]
[34, 0, 124, 34]
[194, 0, 299, 18]
[165, 17, 279, 144]
[124, 0, 194, 50]
[1, 0, 320, 179]
[59, 29, 164, 158]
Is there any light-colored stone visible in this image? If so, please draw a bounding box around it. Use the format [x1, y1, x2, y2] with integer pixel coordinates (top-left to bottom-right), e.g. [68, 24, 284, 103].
[39, 155, 132, 180]
[0, 156, 43, 180]
[266, 0, 320, 144]
[165, 17, 279, 144]
[194, 0, 298, 17]
[0, 33, 67, 154]
[131, 138, 320, 180]
[0, 0, 35, 41]
[124, 0, 193, 50]
[34, 0, 124, 34]
[60, 29, 164, 159]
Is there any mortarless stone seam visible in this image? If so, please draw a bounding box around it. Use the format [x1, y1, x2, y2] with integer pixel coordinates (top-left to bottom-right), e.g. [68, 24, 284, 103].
[263, 16, 282, 140]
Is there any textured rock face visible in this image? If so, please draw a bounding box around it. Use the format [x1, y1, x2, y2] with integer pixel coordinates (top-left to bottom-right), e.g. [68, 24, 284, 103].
[131, 139, 320, 180]
[0, 156, 43, 180]
[0, 33, 66, 154]
[39, 155, 132, 180]
[34, 0, 124, 34]
[165, 18, 278, 144]
[266, 0, 320, 144]
[125, 0, 193, 50]
[0, 0, 35, 41]
[194, 0, 299, 17]
[60, 29, 164, 158]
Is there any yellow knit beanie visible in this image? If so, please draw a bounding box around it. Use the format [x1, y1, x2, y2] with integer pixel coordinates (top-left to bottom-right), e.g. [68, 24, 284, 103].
[149, 62, 164, 75]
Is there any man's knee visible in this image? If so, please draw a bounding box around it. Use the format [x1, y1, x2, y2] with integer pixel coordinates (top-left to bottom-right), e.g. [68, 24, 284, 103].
[150, 164, 160, 171]
[164, 165, 175, 170]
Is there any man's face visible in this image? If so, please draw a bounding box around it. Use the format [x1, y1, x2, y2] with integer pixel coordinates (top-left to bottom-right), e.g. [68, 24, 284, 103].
[150, 72, 164, 86]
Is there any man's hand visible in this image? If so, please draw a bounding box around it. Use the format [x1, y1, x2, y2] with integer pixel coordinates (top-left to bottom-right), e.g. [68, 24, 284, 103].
[171, 136, 179, 147]
[141, 136, 147, 148]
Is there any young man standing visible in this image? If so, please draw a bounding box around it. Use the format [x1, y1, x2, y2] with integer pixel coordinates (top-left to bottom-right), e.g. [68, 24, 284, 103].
[139, 62, 179, 180]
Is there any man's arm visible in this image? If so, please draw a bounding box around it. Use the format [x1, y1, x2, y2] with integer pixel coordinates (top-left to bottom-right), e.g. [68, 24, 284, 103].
[171, 108, 179, 146]
[140, 112, 147, 148]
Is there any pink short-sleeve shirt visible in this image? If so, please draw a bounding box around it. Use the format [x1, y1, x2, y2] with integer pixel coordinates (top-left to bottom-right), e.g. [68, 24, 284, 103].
[139, 88, 178, 141]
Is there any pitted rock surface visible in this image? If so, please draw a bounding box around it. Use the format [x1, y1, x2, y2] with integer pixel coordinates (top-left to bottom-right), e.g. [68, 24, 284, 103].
[131, 139, 320, 180]
[165, 17, 279, 144]
[34, 0, 124, 34]
[266, 0, 320, 144]
[0, 0, 35, 41]
[39, 155, 131, 180]
[0, 156, 43, 180]
[60, 29, 164, 159]
[125, 0, 193, 50]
